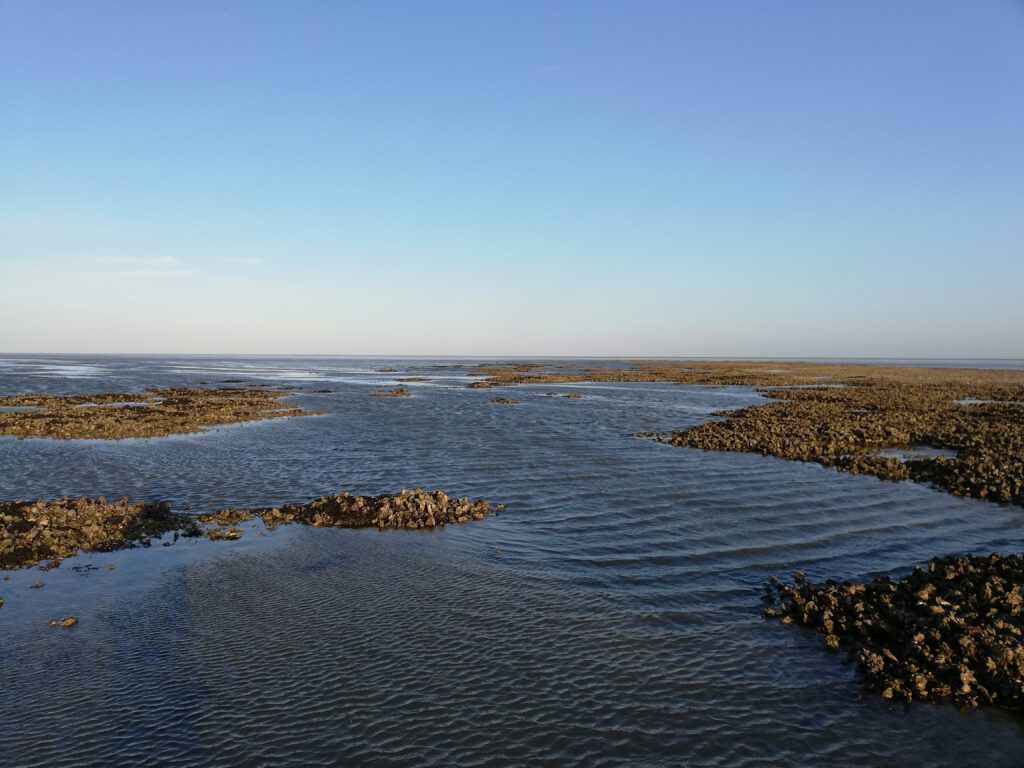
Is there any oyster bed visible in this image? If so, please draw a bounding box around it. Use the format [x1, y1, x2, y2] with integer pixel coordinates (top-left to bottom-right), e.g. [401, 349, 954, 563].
[764, 555, 1024, 708]
[0, 387, 318, 439]
[0, 490, 498, 570]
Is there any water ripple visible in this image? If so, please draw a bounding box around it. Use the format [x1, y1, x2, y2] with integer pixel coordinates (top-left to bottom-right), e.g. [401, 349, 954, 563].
[1, 356, 1024, 766]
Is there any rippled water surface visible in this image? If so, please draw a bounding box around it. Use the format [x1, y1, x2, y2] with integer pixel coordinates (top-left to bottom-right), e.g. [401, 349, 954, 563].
[2, 355, 1024, 767]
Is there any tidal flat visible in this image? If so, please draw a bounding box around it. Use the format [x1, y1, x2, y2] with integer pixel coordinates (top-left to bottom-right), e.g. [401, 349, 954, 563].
[2, 355, 1024, 767]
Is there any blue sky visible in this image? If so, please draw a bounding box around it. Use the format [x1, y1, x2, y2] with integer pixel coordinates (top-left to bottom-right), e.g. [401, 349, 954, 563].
[1, 1, 1022, 356]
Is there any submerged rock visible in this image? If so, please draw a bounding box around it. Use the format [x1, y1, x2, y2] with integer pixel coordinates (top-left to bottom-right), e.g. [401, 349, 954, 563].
[765, 554, 1024, 709]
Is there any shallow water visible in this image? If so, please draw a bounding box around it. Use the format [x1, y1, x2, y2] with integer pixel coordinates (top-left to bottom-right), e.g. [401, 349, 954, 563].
[2, 355, 1023, 767]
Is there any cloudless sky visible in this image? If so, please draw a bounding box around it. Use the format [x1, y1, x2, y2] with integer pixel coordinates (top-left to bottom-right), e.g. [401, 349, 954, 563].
[1, 1, 1022, 357]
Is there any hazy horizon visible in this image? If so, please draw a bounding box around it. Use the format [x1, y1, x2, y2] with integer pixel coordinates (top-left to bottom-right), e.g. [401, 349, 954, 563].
[2, 2, 1022, 358]
[2, 353, 1023, 365]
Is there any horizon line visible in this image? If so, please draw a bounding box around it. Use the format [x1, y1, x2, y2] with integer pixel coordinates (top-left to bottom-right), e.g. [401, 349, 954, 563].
[1, 352, 1022, 362]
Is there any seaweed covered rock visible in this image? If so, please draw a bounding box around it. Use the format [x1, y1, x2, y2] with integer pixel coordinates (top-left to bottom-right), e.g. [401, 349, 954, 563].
[764, 554, 1024, 708]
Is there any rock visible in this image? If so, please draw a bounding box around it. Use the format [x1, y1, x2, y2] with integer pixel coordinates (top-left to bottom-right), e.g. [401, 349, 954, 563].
[60, 616, 78, 628]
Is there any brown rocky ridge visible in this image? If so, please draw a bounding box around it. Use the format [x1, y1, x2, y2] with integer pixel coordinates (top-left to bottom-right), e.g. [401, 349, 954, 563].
[764, 554, 1024, 708]
[467, 361, 1024, 507]
[490, 398, 520, 405]
[1, 490, 500, 570]
[0, 387, 318, 440]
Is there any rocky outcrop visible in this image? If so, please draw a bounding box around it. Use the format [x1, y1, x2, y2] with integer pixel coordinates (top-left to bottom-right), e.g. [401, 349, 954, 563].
[764, 554, 1024, 708]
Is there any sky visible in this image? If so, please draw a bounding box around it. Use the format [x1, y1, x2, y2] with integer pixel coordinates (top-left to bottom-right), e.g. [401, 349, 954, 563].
[1, 1, 1022, 357]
